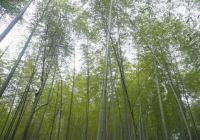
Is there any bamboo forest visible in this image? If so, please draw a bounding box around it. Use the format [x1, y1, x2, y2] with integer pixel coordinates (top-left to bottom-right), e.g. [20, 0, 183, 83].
[1, 0, 200, 140]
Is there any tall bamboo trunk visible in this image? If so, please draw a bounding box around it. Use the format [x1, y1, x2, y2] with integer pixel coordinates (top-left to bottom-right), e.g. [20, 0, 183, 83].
[66, 47, 76, 140]
[82, 42, 90, 140]
[97, 0, 114, 139]
[48, 82, 60, 140]
[115, 79, 123, 140]
[32, 68, 56, 140]
[108, 53, 117, 140]
[138, 100, 145, 140]
[57, 79, 63, 140]
[153, 66, 168, 140]
[0, 0, 34, 42]
[111, 41, 137, 139]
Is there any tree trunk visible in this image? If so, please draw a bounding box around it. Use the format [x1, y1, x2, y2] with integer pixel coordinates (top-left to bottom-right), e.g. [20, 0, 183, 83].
[31, 68, 56, 140]
[153, 64, 168, 140]
[82, 42, 90, 140]
[108, 53, 117, 140]
[66, 47, 76, 140]
[0, 0, 34, 42]
[57, 79, 63, 140]
[48, 82, 59, 140]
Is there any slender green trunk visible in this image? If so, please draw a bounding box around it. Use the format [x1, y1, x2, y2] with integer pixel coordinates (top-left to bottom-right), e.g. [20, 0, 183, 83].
[108, 52, 117, 140]
[0, 45, 10, 59]
[153, 67, 168, 140]
[66, 47, 76, 140]
[33, 68, 56, 140]
[57, 79, 63, 140]
[48, 82, 59, 140]
[82, 42, 90, 140]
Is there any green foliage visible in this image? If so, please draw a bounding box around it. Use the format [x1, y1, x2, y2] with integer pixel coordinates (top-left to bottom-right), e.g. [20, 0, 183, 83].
[0, 0, 200, 139]
[0, 0, 26, 14]
[136, 17, 185, 47]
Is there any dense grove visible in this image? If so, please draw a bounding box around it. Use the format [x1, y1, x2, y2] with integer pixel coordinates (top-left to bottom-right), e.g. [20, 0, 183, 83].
[0, 0, 200, 140]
